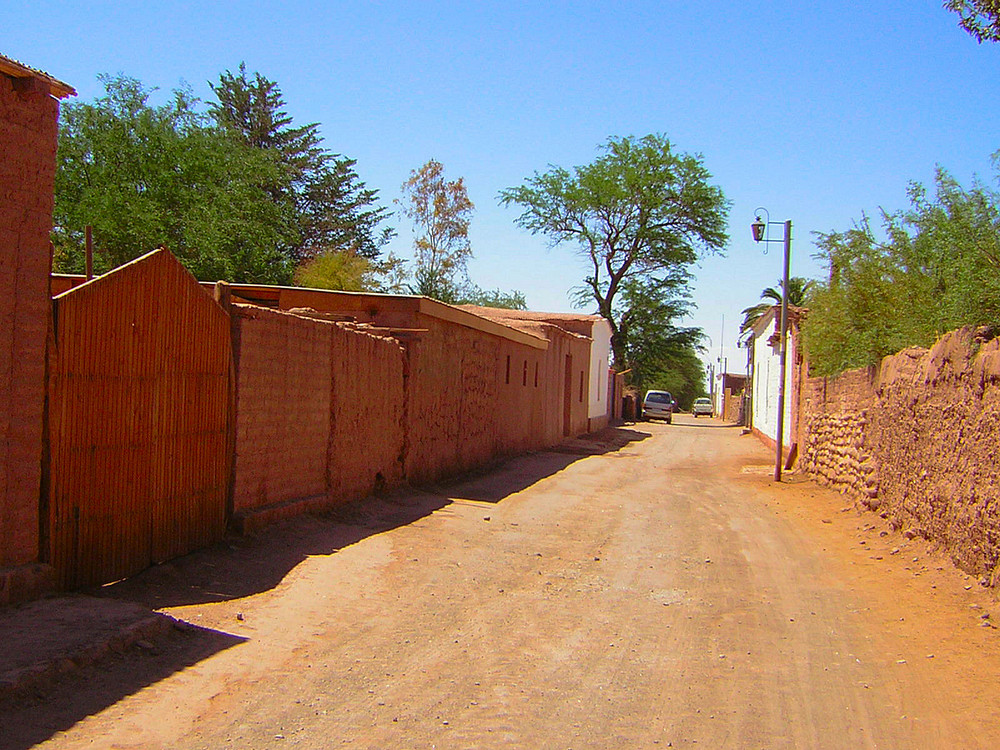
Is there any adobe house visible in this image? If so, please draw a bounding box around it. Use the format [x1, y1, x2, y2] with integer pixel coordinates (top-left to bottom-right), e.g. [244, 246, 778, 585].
[0, 54, 74, 603]
[458, 307, 615, 432]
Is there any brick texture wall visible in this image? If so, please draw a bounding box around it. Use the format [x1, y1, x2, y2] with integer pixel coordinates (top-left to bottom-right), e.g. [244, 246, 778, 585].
[800, 328, 1000, 580]
[231, 306, 405, 518]
[0, 75, 58, 571]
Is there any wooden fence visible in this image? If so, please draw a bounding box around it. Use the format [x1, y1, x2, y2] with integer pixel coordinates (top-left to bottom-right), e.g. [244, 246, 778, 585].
[44, 250, 232, 588]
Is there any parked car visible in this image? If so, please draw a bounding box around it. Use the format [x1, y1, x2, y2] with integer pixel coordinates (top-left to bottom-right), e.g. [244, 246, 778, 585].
[692, 397, 713, 417]
[641, 390, 674, 423]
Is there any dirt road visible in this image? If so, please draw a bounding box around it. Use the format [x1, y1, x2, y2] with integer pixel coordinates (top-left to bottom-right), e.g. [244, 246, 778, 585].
[6, 418, 1000, 749]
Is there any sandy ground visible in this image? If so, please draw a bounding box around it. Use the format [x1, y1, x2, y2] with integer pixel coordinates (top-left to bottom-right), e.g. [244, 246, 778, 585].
[4, 416, 1000, 749]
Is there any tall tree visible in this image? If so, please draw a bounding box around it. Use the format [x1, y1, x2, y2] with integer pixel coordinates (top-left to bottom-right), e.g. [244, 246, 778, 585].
[53, 74, 295, 283]
[210, 64, 393, 268]
[500, 133, 729, 368]
[802, 164, 1000, 376]
[945, 0, 1000, 42]
[398, 159, 475, 302]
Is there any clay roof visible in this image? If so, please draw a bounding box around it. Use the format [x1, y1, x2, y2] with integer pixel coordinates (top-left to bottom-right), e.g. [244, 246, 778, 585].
[0, 53, 75, 98]
[457, 305, 604, 324]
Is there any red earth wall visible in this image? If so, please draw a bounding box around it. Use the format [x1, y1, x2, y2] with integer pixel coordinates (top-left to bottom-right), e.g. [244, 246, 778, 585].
[0, 75, 58, 587]
[402, 314, 592, 484]
[231, 306, 406, 526]
[800, 328, 1000, 580]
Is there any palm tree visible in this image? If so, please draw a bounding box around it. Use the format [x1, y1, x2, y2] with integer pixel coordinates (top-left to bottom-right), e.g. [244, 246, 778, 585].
[739, 277, 813, 338]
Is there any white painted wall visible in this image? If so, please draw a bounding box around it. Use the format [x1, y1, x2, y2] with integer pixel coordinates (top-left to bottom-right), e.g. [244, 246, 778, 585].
[750, 308, 795, 445]
[588, 319, 613, 418]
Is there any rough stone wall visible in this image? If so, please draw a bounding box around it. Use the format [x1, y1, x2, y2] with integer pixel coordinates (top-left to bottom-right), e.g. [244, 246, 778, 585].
[800, 328, 1000, 580]
[799, 366, 879, 499]
[0, 75, 59, 573]
[232, 306, 405, 515]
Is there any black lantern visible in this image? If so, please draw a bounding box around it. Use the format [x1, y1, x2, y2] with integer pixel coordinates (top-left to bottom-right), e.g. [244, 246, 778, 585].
[751, 216, 766, 243]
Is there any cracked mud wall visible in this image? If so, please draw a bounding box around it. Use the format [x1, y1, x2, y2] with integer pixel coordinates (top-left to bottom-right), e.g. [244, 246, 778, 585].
[800, 328, 1000, 581]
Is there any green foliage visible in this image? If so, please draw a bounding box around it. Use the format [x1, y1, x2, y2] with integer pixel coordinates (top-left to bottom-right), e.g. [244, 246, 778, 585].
[456, 286, 528, 310]
[739, 277, 813, 339]
[802, 164, 1000, 375]
[53, 68, 392, 286]
[499, 133, 730, 370]
[211, 64, 394, 265]
[54, 75, 295, 283]
[945, 0, 1000, 42]
[642, 346, 708, 411]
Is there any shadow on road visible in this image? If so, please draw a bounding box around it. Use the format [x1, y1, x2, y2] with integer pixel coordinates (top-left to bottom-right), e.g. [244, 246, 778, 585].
[95, 426, 649, 610]
[440, 426, 651, 503]
[0, 622, 244, 750]
[0, 423, 652, 745]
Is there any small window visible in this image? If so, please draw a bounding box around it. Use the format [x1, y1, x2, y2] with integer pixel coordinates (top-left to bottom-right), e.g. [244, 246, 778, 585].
[505, 355, 510, 385]
[534, 362, 539, 388]
[522, 360, 528, 386]
[579, 371, 585, 402]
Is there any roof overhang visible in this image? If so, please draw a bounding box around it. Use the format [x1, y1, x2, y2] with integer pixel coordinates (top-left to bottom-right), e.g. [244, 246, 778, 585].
[0, 54, 75, 98]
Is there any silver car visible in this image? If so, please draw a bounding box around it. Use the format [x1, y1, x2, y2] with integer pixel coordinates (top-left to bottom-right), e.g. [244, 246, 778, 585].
[641, 390, 673, 423]
[692, 397, 713, 417]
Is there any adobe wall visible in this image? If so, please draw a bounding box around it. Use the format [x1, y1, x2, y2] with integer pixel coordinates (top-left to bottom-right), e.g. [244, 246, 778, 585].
[800, 328, 1000, 581]
[403, 314, 539, 483]
[0, 73, 59, 595]
[231, 306, 406, 525]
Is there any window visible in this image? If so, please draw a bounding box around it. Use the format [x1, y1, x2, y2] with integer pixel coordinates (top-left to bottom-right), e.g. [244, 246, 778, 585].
[534, 362, 539, 387]
[505, 355, 510, 385]
[522, 360, 528, 386]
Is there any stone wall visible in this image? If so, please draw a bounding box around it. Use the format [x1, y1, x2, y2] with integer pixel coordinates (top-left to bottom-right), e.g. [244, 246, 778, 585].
[800, 328, 1000, 580]
[0, 72, 59, 597]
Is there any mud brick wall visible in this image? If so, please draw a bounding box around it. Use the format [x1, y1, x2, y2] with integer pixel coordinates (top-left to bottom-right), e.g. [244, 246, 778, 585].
[800, 328, 1000, 580]
[232, 306, 405, 515]
[403, 314, 586, 484]
[404, 314, 507, 483]
[0, 75, 59, 570]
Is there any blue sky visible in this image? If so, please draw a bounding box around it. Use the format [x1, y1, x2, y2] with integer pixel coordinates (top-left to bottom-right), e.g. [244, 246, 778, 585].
[5, 1, 999, 377]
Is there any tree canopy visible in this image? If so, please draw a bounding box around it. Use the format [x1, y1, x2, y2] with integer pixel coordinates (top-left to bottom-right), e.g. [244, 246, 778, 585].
[53, 67, 393, 286]
[802, 162, 1000, 375]
[945, 0, 1000, 43]
[499, 133, 729, 394]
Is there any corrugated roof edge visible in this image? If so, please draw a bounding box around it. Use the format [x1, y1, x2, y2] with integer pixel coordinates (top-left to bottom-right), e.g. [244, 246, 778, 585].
[0, 53, 75, 98]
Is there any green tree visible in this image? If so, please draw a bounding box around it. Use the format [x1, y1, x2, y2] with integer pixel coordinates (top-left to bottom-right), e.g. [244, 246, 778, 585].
[53, 74, 294, 283]
[499, 134, 730, 368]
[802, 164, 1000, 375]
[619, 276, 705, 397]
[398, 159, 475, 302]
[739, 277, 814, 339]
[210, 64, 394, 269]
[945, 0, 1000, 42]
[455, 286, 528, 310]
[643, 346, 709, 411]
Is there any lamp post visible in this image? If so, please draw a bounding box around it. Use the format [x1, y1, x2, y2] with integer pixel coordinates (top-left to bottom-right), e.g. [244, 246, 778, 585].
[751, 209, 792, 482]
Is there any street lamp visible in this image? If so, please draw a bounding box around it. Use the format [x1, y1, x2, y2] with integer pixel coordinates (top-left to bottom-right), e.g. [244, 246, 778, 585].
[751, 208, 792, 482]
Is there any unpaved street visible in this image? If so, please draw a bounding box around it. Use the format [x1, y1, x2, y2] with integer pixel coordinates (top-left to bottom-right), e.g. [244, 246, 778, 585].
[7, 418, 1000, 749]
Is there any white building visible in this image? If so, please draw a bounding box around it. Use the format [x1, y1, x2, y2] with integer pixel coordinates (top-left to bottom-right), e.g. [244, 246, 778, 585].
[749, 305, 803, 454]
